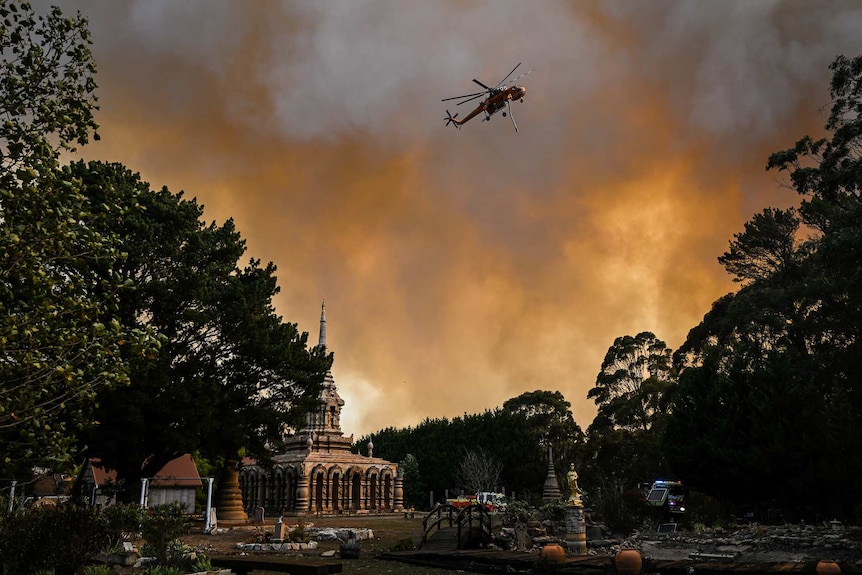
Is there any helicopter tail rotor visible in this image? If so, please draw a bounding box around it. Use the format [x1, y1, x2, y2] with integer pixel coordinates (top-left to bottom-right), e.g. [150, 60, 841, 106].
[444, 110, 461, 129]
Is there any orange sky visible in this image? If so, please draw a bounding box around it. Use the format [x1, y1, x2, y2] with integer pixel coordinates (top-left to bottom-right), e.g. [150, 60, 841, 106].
[47, 0, 862, 437]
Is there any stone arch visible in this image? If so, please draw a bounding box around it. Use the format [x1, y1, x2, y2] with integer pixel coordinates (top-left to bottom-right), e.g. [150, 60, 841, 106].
[272, 465, 298, 514]
[379, 467, 394, 511]
[327, 465, 343, 512]
[347, 466, 363, 511]
[238, 465, 263, 515]
[310, 464, 327, 512]
[366, 467, 380, 511]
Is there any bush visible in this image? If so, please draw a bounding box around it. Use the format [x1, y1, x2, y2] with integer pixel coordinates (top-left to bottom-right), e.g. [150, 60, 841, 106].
[139, 503, 191, 566]
[0, 503, 110, 575]
[100, 503, 143, 550]
[290, 518, 311, 543]
[502, 500, 535, 525]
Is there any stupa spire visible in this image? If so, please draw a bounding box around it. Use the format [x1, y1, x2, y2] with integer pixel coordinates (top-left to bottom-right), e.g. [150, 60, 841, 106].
[318, 300, 327, 349]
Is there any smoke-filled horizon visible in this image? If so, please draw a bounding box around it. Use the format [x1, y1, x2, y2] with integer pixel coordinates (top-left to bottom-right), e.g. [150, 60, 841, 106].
[46, 0, 862, 437]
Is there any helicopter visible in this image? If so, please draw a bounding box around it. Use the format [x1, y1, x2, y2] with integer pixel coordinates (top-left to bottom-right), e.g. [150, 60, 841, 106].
[443, 62, 533, 132]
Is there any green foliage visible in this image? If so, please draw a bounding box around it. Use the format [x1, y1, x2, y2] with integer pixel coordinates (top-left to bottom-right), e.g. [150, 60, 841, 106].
[502, 500, 534, 525]
[0, 503, 110, 575]
[0, 0, 99, 173]
[99, 503, 143, 550]
[0, 1, 159, 476]
[191, 554, 214, 572]
[538, 500, 566, 522]
[289, 518, 310, 543]
[139, 503, 190, 567]
[80, 567, 115, 575]
[399, 454, 423, 508]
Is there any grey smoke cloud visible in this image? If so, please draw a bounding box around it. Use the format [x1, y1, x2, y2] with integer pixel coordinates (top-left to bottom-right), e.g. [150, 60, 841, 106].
[37, 0, 862, 436]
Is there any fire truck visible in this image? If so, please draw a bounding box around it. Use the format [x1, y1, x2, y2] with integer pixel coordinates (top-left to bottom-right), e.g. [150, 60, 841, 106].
[446, 492, 507, 512]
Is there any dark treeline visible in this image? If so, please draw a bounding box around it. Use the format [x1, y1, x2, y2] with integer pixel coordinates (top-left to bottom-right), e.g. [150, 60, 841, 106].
[354, 390, 584, 509]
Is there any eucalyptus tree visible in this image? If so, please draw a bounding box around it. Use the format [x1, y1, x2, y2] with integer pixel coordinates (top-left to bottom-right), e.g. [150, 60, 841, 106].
[664, 53, 862, 518]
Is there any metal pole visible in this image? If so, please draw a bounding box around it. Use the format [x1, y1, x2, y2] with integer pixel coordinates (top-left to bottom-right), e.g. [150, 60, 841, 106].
[204, 477, 214, 533]
[8, 481, 16, 512]
[139, 478, 148, 509]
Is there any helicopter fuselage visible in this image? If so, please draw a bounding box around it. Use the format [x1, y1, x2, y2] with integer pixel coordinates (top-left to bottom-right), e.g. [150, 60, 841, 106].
[442, 63, 531, 132]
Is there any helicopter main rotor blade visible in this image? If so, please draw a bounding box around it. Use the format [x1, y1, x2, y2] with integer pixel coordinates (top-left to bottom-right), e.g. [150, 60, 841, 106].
[509, 68, 534, 85]
[442, 91, 486, 102]
[456, 93, 486, 106]
[496, 62, 521, 88]
[473, 78, 493, 91]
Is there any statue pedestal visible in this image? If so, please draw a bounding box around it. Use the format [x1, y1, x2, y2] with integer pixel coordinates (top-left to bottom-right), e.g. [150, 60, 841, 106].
[565, 504, 587, 556]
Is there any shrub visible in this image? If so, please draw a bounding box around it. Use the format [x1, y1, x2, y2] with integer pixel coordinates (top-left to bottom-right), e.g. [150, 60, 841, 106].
[100, 503, 143, 550]
[539, 501, 567, 522]
[139, 503, 191, 566]
[502, 500, 535, 525]
[0, 503, 110, 575]
[191, 553, 214, 572]
[290, 518, 311, 543]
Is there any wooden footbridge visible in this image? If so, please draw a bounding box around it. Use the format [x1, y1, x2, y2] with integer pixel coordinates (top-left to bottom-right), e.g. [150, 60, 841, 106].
[420, 503, 493, 551]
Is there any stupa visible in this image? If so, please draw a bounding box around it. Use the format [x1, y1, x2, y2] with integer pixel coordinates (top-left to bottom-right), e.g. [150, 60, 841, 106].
[238, 302, 403, 515]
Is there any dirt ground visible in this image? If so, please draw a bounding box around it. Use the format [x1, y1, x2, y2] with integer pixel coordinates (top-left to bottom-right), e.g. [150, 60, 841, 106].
[180, 514, 453, 575]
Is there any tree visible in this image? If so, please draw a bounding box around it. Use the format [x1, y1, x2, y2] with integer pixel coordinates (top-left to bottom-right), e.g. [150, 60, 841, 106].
[399, 454, 424, 509]
[0, 1, 99, 172]
[589, 332, 673, 433]
[502, 390, 584, 495]
[717, 207, 801, 285]
[0, 2, 155, 475]
[665, 53, 862, 518]
[70, 161, 330, 493]
[456, 447, 502, 494]
[581, 333, 674, 527]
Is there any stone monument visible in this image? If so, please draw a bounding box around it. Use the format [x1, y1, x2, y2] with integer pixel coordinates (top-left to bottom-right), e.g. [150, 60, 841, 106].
[238, 302, 404, 516]
[564, 463, 586, 555]
[541, 445, 561, 503]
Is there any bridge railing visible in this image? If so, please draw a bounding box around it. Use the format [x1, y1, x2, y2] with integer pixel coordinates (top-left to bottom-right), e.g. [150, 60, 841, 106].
[456, 504, 492, 549]
[421, 503, 492, 549]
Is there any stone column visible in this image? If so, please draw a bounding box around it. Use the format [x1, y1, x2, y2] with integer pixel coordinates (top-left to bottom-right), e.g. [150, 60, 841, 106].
[214, 460, 247, 522]
[394, 471, 404, 512]
[296, 473, 309, 514]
